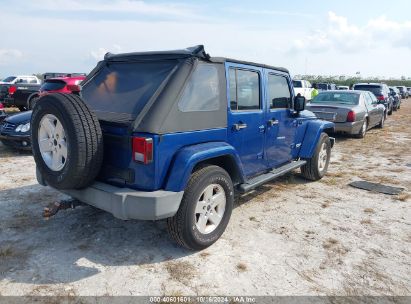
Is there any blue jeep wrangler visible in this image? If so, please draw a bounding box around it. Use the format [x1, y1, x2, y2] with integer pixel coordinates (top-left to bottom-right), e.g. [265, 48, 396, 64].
[31, 46, 334, 250]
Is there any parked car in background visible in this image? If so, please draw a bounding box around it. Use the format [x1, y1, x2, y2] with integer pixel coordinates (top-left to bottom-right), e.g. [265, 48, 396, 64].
[317, 83, 337, 91]
[27, 75, 86, 109]
[353, 83, 393, 115]
[0, 110, 32, 150]
[396, 86, 408, 99]
[306, 90, 386, 138]
[337, 85, 349, 90]
[389, 87, 401, 110]
[407, 87, 411, 96]
[0, 82, 41, 111]
[0, 75, 40, 85]
[292, 79, 313, 100]
[0, 75, 86, 150]
[31, 45, 335, 250]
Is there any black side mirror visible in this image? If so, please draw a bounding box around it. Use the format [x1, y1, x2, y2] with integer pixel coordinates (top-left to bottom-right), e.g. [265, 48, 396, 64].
[294, 95, 305, 112]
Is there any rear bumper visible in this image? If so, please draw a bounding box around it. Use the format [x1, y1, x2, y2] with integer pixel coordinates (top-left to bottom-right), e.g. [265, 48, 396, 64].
[333, 121, 363, 134]
[36, 169, 184, 220]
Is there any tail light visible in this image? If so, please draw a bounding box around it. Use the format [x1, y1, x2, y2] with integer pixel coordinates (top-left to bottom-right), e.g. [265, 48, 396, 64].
[376, 95, 385, 101]
[66, 84, 81, 93]
[8, 86, 17, 95]
[347, 111, 355, 122]
[132, 137, 153, 164]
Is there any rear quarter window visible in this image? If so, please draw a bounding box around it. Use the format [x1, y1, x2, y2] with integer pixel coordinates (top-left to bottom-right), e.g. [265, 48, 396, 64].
[178, 64, 220, 112]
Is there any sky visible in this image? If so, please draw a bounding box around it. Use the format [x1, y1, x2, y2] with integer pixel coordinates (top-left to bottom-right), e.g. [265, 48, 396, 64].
[1, 0, 411, 79]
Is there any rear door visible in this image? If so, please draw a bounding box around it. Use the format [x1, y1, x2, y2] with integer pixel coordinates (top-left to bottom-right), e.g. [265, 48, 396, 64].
[365, 92, 382, 127]
[264, 71, 297, 168]
[227, 63, 268, 178]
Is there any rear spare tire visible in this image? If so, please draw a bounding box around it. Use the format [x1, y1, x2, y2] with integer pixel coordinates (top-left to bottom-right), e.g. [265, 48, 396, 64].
[31, 93, 103, 189]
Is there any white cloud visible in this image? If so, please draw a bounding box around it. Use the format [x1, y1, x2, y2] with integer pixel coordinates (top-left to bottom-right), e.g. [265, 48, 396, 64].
[291, 11, 411, 53]
[0, 49, 23, 65]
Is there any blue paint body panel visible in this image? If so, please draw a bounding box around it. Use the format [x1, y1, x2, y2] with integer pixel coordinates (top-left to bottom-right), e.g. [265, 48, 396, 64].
[298, 119, 335, 158]
[165, 142, 244, 192]
[97, 61, 334, 193]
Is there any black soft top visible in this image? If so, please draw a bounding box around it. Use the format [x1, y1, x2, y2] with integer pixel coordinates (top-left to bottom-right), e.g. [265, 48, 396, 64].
[82, 45, 289, 134]
[104, 45, 288, 73]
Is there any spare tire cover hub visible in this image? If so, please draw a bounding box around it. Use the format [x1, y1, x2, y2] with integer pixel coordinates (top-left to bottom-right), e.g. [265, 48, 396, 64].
[38, 114, 67, 171]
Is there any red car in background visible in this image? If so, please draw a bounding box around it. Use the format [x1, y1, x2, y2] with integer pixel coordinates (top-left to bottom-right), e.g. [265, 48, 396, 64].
[28, 75, 86, 109]
[1, 75, 86, 150]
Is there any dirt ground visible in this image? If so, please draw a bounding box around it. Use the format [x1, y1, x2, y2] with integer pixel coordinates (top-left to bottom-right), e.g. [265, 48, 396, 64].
[0, 101, 410, 297]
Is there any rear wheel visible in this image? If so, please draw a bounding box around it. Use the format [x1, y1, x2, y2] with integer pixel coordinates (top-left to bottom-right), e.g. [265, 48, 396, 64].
[301, 133, 331, 181]
[355, 119, 367, 138]
[28, 95, 39, 110]
[377, 112, 385, 128]
[167, 165, 234, 250]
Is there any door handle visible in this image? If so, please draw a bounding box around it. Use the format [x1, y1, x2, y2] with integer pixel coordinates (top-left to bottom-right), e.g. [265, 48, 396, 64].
[267, 119, 279, 126]
[233, 123, 248, 131]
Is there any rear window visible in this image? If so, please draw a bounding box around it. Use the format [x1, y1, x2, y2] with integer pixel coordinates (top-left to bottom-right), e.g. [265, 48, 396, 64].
[353, 85, 382, 95]
[178, 64, 220, 112]
[292, 80, 302, 88]
[81, 61, 177, 122]
[317, 83, 328, 90]
[1, 76, 16, 83]
[40, 80, 66, 91]
[311, 92, 359, 105]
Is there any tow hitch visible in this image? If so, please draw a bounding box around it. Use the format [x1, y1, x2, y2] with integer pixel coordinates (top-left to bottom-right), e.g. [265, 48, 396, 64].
[43, 199, 83, 218]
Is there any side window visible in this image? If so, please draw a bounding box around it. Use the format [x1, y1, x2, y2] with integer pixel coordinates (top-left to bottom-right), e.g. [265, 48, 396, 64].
[178, 64, 220, 112]
[267, 74, 291, 109]
[306, 81, 311, 88]
[229, 69, 260, 111]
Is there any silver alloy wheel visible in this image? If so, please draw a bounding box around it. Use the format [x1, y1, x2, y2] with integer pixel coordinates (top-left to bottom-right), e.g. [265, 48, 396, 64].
[194, 184, 226, 234]
[38, 114, 68, 171]
[317, 142, 328, 172]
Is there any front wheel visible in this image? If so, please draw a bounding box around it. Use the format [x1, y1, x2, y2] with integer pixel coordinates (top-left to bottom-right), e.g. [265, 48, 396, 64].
[167, 165, 234, 250]
[301, 133, 331, 181]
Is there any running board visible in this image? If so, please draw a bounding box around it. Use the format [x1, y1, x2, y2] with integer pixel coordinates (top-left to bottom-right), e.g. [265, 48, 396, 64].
[238, 160, 307, 193]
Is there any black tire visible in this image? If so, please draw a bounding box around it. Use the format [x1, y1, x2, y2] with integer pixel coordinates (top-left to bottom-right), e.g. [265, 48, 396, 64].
[301, 132, 331, 181]
[377, 112, 385, 128]
[388, 105, 393, 115]
[31, 93, 103, 189]
[28, 95, 39, 110]
[167, 165, 234, 250]
[355, 119, 367, 138]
